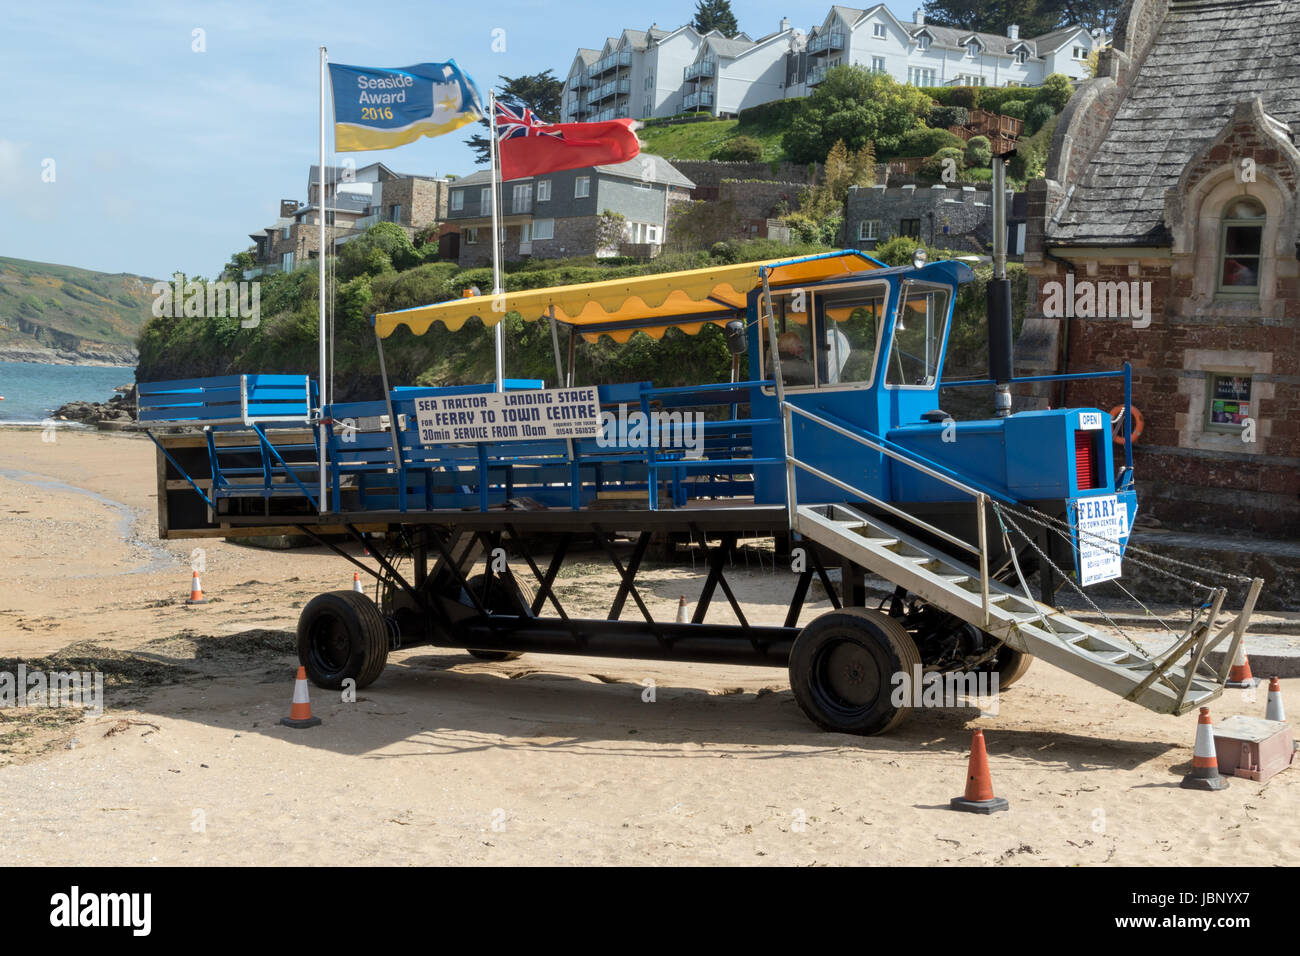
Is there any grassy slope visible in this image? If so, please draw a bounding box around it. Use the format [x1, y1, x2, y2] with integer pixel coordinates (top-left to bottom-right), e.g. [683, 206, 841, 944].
[638, 116, 790, 162]
[0, 256, 156, 348]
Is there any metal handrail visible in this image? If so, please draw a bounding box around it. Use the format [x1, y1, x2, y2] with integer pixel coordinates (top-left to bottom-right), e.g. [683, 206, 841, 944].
[782, 401, 992, 625]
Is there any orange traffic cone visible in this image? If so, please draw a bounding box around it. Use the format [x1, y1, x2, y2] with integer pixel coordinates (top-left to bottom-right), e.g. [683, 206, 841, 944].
[1265, 677, 1286, 722]
[280, 666, 322, 728]
[353, 571, 365, 594]
[1180, 707, 1228, 791]
[676, 596, 689, 623]
[1225, 641, 1257, 688]
[950, 728, 1009, 813]
[185, 570, 207, 606]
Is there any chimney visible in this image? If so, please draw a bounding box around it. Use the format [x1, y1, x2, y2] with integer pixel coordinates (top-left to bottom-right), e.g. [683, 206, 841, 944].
[914, 9, 924, 25]
[781, 16, 790, 31]
[1007, 24, 1019, 40]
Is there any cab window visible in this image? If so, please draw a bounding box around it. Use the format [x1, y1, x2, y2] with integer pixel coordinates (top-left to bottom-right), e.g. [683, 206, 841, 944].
[762, 281, 887, 389]
[885, 286, 951, 388]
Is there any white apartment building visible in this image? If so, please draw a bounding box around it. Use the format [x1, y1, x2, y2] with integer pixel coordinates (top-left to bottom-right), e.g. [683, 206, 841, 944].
[800, 6, 1097, 92]
[559, 9, 1099, 123]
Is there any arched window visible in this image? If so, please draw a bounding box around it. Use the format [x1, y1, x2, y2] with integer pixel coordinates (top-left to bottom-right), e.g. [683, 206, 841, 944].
[1218, 196, 1265, 292]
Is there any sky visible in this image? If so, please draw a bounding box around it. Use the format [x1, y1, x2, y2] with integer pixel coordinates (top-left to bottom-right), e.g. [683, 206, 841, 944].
[0, 0, 922, 280]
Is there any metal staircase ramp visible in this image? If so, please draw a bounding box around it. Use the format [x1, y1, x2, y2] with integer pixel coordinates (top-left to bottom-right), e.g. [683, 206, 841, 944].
[794, 503, 1228, 715]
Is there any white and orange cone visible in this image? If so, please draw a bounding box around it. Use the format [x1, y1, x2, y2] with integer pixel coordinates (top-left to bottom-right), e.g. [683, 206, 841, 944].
[950, 728, 1009, 813]
[353, 571, 365, 594]
[1265, 676, 1286, 722]
[185, 570, 207, 606]
[676, 596, 690, 623]
[280, 666, 322, 729]
[1225, 641, 1257, 688]
[1180, 707, 1228, 791]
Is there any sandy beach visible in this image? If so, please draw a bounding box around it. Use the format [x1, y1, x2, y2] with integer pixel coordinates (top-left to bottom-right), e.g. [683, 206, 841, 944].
[0, 427, 1295, 866]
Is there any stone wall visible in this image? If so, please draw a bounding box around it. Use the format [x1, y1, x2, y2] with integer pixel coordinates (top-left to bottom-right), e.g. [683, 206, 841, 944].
[671, 160, 820, 196]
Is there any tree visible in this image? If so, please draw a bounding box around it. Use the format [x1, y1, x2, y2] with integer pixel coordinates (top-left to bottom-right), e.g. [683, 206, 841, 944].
[464, 70, 565, 165]
[337, 222, 420, 281]
[1033, 73, 1074, 112]
[594, 210, 627, 255]
[921, 0, 1118, 36]
[782, 66, 932, 163]
[784, 140, 875, 245]
[692, 0, 739, 37]
[220, 249, 255, 281]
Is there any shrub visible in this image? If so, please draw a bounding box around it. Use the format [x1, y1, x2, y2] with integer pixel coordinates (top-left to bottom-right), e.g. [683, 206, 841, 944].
[948, 86, 979, 111]
[927, 105, 969, 129]
[918, 146, 965, 181]
[1033, 73, 1074, 113]
[898, 126, 966, 158]
[964, 135, 992, 168]
[1025, 101, 1056, 136]
[998, 99, 1028, 120]
[711, 135, 764, 162]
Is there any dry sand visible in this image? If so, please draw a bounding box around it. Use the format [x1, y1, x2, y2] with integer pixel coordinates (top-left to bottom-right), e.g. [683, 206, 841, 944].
[0, 428, 1295, 865]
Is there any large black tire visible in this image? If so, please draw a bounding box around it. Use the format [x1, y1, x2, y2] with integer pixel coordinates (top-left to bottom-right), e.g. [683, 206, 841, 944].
[992, 644, 1033, 689]
[463, 573, 535, 662]
[789, 607, 922, 736]
[297, 590, 389, 690]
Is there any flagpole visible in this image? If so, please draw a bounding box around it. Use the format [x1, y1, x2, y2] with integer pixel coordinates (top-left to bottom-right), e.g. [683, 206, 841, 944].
[487, 90, 505, 392]
[317, 45, 329, 512]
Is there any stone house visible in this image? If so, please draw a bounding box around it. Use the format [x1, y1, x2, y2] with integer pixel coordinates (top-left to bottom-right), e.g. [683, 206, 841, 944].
[442, 155, 694, 267]
[845, 181, 1022, 253]
[248, 163, 453, 274]
[1023, 0, 1300, 537]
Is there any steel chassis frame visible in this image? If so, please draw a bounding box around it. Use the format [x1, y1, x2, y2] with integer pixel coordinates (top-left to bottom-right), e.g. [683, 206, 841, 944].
[291, 508, 850, 667]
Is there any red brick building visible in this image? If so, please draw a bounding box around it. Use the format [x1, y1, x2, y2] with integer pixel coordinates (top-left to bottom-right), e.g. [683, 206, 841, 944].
[1023, 0, 1300, 538]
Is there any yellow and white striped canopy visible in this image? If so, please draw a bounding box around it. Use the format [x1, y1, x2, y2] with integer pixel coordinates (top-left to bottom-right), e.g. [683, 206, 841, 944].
[372, 251, 882, 343]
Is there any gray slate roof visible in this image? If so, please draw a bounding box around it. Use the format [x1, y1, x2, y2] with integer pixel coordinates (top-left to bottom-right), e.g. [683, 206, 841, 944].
[450, 154, 693, 189]
[595, 154, 694, 188]
[1049, 0, 1300, 246]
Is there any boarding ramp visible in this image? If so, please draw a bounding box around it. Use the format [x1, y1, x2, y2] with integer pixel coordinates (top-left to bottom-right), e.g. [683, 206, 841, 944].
[783, 403, 1264, 716]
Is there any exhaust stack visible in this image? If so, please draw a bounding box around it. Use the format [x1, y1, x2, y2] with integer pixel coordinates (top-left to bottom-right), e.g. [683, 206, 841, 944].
[988, 153, 1013, 417]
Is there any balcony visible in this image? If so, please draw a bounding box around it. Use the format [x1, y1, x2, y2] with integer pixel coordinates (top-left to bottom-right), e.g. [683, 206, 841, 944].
[589, 49, 632, 78]
[807, 64, 828, 86]
[808, 30, 845, 55]
[683, 90, 714, 110]
[683, 59, 716, 80]
[571, 72, 592, 90]
[586, 78, 631, 105]
[591, 105, 631, 122]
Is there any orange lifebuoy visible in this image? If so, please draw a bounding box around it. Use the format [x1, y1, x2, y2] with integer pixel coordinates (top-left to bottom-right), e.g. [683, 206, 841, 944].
[1110, 405, 1143, 445]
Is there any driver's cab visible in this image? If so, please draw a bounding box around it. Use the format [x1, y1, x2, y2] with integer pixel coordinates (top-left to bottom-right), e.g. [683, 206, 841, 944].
[748, 258, 971, 504]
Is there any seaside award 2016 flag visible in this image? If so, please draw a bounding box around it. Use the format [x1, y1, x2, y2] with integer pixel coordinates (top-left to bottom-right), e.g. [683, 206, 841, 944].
[328, 61, 484, 152]
[495, 102, 640, 180]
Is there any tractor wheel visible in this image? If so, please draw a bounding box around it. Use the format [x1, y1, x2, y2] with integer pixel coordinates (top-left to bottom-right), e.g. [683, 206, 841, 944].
[463, 573, 535, 662]
[297, 590, 389, 690]
[992, 644, 1034, 689]
[788, 607, 922, 736]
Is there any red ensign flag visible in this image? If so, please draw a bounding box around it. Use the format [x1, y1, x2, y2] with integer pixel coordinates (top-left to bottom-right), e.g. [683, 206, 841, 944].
[495, 102, 640, 180]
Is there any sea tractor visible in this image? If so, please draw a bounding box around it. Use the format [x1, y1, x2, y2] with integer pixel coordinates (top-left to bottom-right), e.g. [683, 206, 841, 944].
[140, 228, 1263, 736]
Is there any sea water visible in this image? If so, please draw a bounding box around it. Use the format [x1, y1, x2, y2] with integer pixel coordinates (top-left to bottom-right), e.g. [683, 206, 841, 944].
[0, 361, 135, 424]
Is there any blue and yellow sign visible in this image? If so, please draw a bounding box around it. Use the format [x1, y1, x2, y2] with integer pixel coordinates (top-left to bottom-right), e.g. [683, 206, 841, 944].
[328, 61, 483, 152]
